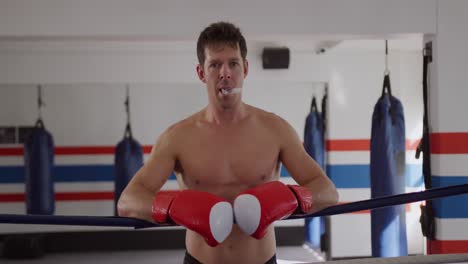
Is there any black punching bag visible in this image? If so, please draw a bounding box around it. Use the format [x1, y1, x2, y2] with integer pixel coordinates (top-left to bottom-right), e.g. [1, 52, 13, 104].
[114, 124, 143, 215]
[303, 96, 326, 248]
[370, 74, 408, 257]
[24, 119, 55, 215]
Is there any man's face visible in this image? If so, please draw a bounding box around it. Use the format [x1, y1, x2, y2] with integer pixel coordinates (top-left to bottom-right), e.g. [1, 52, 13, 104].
[196, 44, 248, 109]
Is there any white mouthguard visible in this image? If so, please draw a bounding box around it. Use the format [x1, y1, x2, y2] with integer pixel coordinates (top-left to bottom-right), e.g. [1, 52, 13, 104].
[221, 88, 242, 95]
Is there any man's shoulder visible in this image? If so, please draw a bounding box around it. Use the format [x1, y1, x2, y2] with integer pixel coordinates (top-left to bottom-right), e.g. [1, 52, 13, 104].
[163, 111, 201, 137]
[248, 105, 295, 142]
[249, 105, 287, 127]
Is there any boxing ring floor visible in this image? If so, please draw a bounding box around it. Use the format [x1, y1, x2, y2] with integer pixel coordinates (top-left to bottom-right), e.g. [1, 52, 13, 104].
[0, 245, 324, 264]
[2, 245, 468, 264]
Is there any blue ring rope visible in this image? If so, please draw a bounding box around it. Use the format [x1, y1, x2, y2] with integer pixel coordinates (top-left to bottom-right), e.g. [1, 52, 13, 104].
[289, 183, 468, 219]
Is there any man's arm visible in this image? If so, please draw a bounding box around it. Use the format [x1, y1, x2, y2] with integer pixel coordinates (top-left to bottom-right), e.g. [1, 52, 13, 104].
[117, 128, 177, 221]
[277, 117, 339, 213]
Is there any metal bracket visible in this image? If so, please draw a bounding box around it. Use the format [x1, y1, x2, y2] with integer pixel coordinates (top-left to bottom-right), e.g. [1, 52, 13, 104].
[424, 42, 433, 62]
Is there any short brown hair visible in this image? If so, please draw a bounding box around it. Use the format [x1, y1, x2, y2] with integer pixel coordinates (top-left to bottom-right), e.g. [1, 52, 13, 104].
[196, 21, 247, 66]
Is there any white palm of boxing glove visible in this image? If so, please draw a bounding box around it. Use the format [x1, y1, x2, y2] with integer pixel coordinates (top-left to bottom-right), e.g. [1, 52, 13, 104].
[152, 190, 233, 247]
[233, 181, 313, 239]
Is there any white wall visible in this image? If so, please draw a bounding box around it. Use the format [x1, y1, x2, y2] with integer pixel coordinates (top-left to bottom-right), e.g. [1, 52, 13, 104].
[0, 40, 421, 144]
[424, 0, 468, 254]
[0, 41, 330, 84]
[327, 47, 423, 140]
[0, 0, 436, 38]
[432, 0, 468, 133]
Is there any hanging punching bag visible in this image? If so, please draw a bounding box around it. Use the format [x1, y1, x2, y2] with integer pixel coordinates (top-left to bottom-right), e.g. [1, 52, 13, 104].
[320, 91, 328, 252]
[114, 124, 143, 215]
[303, 97, 326, 248]
[370, 74, 408, 257]
[416, 42, 435, 246]
[24, 119, 55, 215]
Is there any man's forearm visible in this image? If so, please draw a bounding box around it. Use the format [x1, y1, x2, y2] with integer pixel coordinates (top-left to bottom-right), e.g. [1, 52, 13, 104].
[303, 177, 339, 212]
[118, 185, 155, 221]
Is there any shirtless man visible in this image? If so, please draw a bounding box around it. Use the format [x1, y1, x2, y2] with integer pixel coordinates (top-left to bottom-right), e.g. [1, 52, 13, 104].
[117, 21, 339, 264]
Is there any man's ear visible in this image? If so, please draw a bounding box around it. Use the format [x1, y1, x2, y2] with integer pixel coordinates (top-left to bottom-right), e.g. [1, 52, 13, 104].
[243, 59, 249, 78]
[196, 64, 206, 83]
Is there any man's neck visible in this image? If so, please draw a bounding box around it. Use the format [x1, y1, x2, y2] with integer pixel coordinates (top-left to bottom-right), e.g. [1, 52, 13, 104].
[204, 103, 248, 125]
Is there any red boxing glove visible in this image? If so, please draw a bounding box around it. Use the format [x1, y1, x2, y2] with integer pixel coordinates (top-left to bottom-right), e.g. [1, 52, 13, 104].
[233, 181, 313, 239]
[152, 190, 233, 247]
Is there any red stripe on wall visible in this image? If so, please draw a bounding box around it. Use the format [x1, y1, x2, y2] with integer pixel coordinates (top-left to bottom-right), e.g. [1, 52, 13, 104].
[327, 139, 370, 151]
[338, 202, 412, 214]
[0, 148, 24, 156]
[142, 146, 152, 154]
[429, 240, 468, 254]
[55, 146, 116, 155]
[326, 139, 419, 151]
[0, 146, 154, 156]
[406, 139, 420, 151]
[1, 139, 422, 156]
[0, 192, 114, 202]
[431, 132, 468, 154]
[0, 193, 25, 202]
[55, 192, 114, 201]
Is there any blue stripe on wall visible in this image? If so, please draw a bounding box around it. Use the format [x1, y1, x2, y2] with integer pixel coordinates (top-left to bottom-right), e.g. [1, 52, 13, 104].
[0, 166, 24, 183]
[406, 165, 423, 187]
[0, 165, 177, 183]
[56, 165, 114, 182]
[282, 164, 422, 188]
[327, 165, 370, 188]
[4, 165, 464, 217]
[432, 176, 468, 218]
[280, 166, 292, 178]
[1, 164, 422, 187]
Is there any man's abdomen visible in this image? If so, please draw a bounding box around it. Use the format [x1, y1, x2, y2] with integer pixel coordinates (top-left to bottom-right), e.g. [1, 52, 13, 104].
[185, 225, 276, 264]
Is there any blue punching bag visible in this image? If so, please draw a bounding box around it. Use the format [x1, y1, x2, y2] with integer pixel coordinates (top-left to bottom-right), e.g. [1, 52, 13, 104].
[114, 124, 143, 215]
[370, 74, 408, 257]
[24, 119, 55, 215]
[303, 97, 326, 248]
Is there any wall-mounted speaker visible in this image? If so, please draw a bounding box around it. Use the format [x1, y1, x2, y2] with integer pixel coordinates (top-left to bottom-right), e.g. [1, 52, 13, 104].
[262, 47, 290, 69]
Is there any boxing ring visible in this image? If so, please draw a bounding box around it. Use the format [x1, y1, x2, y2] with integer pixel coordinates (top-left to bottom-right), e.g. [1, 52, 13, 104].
[0, 184, 467, 263]
[0, 184, 466, 228]
[320, 253, 468, 264]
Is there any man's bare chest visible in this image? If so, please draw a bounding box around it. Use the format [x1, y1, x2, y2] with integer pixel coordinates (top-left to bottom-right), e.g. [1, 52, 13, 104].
[176, 127, 280, 186]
